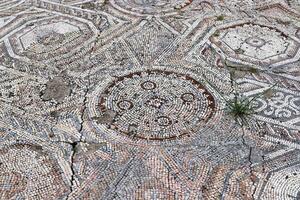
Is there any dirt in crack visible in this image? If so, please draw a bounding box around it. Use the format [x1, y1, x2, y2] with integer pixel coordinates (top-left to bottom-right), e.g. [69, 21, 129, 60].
[69, 141, 79, 194]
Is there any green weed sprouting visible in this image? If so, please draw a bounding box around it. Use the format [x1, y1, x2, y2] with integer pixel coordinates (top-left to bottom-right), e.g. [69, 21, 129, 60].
[223, 89, 275, 126]
[202, 61, 276, 127]
[216, 15, 225, 21]
[224, 62, 276, 126]
[225, 94, 255, 126]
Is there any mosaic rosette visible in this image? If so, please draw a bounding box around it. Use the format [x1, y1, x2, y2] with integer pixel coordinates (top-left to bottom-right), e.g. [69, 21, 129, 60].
[88, 68, 219, 144]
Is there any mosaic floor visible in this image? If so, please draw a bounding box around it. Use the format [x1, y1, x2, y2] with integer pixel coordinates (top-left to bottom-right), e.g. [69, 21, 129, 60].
[0, 0, 300, 199]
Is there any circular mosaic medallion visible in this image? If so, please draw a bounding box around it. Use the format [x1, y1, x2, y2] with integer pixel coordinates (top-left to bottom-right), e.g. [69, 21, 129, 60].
[97, 70, 216, 141]
[245, 37, 266, 47]
[110, 0, 193, 16]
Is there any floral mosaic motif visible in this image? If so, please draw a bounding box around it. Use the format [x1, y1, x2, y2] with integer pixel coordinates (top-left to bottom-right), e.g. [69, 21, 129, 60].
[255, 91, 300, 118]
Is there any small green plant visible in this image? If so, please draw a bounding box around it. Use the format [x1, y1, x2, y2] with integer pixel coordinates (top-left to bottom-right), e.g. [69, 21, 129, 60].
[248, 67, 259, 74]
[225, 61, 275, 126]
[225, 62, 260, 78]
[234, 48, 245, 54]
[225, 94, 256, 126]
[213, 31, 220, 37]
[216, 15, 225, 21]
[202, 61, 276, 127]
[225, 85, 275, 126]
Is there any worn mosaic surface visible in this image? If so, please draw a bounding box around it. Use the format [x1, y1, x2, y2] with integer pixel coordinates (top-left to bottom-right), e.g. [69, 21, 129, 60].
[0, 0, 300, 199]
